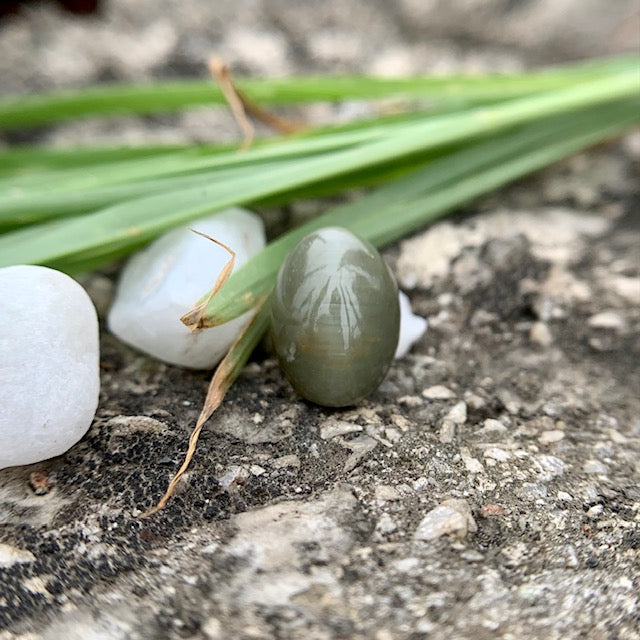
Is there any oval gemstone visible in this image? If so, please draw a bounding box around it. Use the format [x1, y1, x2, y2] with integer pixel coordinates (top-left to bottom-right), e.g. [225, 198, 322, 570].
[271, 227, 400, 407]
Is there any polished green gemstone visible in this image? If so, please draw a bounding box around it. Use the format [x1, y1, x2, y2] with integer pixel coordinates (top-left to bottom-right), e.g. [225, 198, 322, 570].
[270, 227, 400, 407]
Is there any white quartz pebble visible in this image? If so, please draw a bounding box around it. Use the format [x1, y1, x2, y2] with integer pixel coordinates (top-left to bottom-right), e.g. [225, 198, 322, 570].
[108, 208, 266, 369]
[0, 265, 100, 469]
[395, 291, 428, 359]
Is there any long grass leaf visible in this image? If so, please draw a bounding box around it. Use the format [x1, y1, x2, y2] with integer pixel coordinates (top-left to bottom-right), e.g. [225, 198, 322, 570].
[0, 103, 479, 180]
[0, 116, 429, 223]
[0, 55, 636, 129]
[0, 70, 637, 242]
[187, 100, 640, 325]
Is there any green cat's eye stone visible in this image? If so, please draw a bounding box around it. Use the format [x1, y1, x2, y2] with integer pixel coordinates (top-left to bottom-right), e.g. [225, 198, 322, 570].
[270, 227, 400, 407]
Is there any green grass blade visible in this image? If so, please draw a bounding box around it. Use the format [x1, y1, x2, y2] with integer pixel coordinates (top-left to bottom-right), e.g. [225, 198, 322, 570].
[1, 69, 637, 232]
[0, 143, 200, 177]
[0, 159, 311, 229]
[0, 55, 636, 129]
[0, 103, 475, 180]
[1, 98, 515, 197]
[0, 116, 424, 223]
[1, 95, 635, 276]
[187, 100, 640, 325]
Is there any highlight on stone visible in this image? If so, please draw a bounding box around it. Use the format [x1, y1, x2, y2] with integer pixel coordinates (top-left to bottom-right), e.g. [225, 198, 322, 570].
[0, 265, 100, 470]
[108, 207, 266, 369]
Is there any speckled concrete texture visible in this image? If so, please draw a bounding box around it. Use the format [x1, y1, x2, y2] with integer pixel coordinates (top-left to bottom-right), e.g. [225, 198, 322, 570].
[0, 2, 639, 639]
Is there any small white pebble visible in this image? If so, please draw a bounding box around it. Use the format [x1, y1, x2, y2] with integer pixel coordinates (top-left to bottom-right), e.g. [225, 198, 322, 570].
[445, 401, 467, 425]
[374, 484, 401, 503]
[390, 413, 412, 431]
[414, 499, 477, 541]
[393, 557, 421, 573]
[536, 455, 566, 481]
[464, 392, 486, 410]
[586, 504, 604, 518]
[217, 466, 249, 489]
[587, 310, 626, 330]
[413, 477, 431, 491]
[480, 418, 507, 433]
[0, 265, 100, 469]
[539, 429, 565, 445]
[384, 427, 402, 443]
[483, 447, 511, 462]
[108, 208, 265, 369]
[439, 419, 456, 444]
[0, 543, 36, 568]
[249, 465, 266, 476]
[319, 420, 362, 440]
[529, 321, 553, 346]
[375, 513, 398, 535]
[398, 395, 423, 407]
[583, 459, 608, 474]
[395, 291, 428, 358]
[462, 453, 484, 474]
[422, 385, 456, 400]
[271, 454, 300, 469]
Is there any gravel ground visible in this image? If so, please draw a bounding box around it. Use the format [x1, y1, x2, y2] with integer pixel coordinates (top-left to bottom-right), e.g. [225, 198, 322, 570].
[0, 2, 639, 639]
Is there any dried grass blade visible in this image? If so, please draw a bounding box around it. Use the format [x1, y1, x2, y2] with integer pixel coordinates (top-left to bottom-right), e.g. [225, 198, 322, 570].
[140, 299, 269, 517]
[182, 229, 236, 331]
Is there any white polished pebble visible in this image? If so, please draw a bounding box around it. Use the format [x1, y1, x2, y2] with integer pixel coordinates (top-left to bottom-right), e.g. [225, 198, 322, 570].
[0, 265, 100, 470]
[395, 291, 428, 359]
[108, 208, 266, 369]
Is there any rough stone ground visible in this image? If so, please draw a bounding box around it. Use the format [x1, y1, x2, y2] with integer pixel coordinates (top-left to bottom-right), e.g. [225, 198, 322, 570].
[0, 1, 639, 639]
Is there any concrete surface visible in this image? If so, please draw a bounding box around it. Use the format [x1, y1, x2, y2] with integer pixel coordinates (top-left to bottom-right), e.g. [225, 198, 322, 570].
[0, 1, 638, 638]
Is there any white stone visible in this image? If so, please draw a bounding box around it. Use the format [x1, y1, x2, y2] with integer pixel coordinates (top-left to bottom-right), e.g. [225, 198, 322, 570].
[374, 484, 401, 503]
[0, 265, 99, 469]
[439, 419, 456, 444]
[108, 208, 266, 369]
[0, 543, 36, 568]
[483, 447, 511, 462]
[478, 418, 507, 435]
[271, 454, 300, 469]
[395, 291, 428, 358]
[397, 208, 608, 289]
[462, 454, 484, 474]
[587, 310, 626, 330]
[375, 512, 398, 535]
[609, 275, 640, 304]
[319, 419, 363, 440]
[444, 401, 467, 425]
[414, 499, 477, 541]
[422, 385, 456, 400]
[529, 321, 553, 346]
[583, 459, 608, 474]
[539, 429, 565, 445]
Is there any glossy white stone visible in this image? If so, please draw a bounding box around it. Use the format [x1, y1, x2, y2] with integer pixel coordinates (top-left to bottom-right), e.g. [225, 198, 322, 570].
[395, 291, 428, 359]
[0, 265, 100, 469]
[108, 208, 266, 369]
